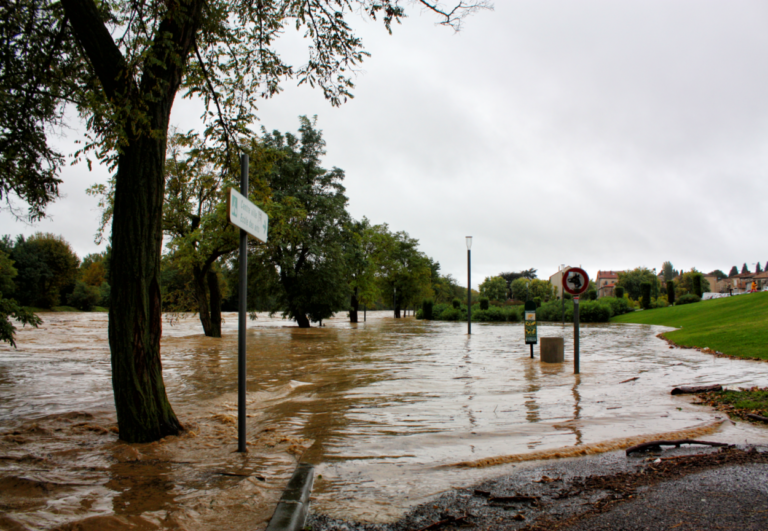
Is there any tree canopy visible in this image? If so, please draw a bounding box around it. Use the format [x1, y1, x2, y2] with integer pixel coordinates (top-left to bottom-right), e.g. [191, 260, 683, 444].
[1, 0, 488, 442]
[616, 267, 659, 301]
[662, 261, 675, 282]
[479, 275, 508, 302]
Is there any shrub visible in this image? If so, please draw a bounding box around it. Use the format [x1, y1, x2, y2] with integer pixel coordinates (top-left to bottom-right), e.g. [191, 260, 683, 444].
[676, 293, 701, 305]
[67, 281, 101, 311]
[578, 300, 612, 322]
[452, 298, 461, 309]
[614, 286, 625, 299]
[666, 281, 675, 305]
[537, 299, 573, 322]
[693, 274, 703, 298]
[440, 307, 462, 321]
[533, 296, 542, 308]
[640, 282, 651, 309]
[599, 296, 633, 316]
[422, 299, 434, 320]
[479, 297, 489, 310]
[486, 306, 506, 321]
[587, 289, 597, 300]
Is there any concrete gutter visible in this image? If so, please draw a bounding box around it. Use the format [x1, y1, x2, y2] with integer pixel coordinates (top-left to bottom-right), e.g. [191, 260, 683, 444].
[266, 463, 315, 531]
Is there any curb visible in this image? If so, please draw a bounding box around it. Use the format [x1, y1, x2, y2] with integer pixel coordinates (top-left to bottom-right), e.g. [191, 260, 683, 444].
[266, 463, 315, 531]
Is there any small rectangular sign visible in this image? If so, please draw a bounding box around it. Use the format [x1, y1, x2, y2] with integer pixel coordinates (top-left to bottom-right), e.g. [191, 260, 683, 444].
[228, 188, 268, 243]
[524, 313, 538, 345]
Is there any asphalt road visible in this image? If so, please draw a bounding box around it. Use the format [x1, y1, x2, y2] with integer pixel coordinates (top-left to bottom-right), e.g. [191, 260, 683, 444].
[308, 445, 768, 531]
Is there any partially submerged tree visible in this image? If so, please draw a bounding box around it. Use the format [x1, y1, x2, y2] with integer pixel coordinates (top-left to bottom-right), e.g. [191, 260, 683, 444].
[376, 229, 433, 318]
[345, 218, 386, 323]
[2, 0, 488, 442]
[255, 117, 351, 328]
[162, 133, 240, 337]
[9, 233, 79, 308]
[0, 249, 42, 347]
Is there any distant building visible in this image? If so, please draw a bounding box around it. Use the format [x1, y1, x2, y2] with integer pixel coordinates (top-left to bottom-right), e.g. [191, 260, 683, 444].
[595, 270, 621, 298]
[549, 265, 573, 300]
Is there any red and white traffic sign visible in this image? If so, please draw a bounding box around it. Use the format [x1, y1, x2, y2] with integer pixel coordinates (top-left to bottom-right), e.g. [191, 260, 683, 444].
[562, 267, 589, 296]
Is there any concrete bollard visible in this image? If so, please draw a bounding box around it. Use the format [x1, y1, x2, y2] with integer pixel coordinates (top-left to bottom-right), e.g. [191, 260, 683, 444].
[540, 337, 564, 363]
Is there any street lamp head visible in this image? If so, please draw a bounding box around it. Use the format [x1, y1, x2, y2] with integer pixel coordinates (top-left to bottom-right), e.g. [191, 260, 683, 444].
[466, 236, 472, 250]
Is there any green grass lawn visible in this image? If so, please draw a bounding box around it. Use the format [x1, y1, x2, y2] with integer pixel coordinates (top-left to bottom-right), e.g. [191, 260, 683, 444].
[611, 291, 768, 360]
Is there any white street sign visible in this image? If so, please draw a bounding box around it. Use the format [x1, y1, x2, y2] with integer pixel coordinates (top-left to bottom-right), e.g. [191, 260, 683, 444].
[228, 188, 268, 243]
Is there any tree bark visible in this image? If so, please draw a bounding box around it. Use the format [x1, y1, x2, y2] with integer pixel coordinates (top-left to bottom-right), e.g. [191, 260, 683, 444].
[296, 313, 310, 328]
[192, 266, 215, 337]
[62, 0, 203, 442]
[207, 270, 222, 337]
[349, 287, 358, 323]
[109, 133, 183, 443]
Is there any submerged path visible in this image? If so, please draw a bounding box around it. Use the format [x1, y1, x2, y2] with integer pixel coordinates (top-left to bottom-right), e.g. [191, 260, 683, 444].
[1, 312, 768, 529]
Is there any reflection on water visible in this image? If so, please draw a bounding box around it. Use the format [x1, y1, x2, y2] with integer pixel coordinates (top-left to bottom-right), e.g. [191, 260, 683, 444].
[2, 312, 768, 527]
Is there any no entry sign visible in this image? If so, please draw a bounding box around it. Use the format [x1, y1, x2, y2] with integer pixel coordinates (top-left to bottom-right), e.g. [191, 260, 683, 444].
[562, 267, 589, 296]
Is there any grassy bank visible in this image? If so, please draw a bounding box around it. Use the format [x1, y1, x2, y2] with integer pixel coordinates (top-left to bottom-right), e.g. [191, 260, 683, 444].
[696, 387, 768, 423]
[611, 291, 768, 360]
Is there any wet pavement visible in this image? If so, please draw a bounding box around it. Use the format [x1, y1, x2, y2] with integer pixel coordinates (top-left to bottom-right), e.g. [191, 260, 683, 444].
[2, 312, 768, 529]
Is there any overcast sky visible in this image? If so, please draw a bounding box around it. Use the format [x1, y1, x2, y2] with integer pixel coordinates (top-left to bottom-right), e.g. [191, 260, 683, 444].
[3, 0, 767, 287]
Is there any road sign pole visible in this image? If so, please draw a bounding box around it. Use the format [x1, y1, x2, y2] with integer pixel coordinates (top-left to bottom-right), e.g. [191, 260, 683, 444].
[238, 153, 248, 453]
[574, 296, 580, 375]
[562, 267, 588, 376]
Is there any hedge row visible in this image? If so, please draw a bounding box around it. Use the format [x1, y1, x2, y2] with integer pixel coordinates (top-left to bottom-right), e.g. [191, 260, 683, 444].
[417, 296, 633, 324]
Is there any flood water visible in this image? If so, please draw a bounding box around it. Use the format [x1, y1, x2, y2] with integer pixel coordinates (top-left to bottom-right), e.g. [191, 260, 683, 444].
[2, 311, 768, 528]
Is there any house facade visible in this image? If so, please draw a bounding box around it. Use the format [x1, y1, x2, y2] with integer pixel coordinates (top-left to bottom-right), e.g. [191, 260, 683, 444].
[595, 270, 620, 298]
[549, 265, 572, 300]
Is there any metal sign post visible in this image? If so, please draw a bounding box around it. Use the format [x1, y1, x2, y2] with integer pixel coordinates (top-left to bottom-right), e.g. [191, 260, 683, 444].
[573, 296, 580, 373]
[227, 157, 269, 453]
[524, 300, 538, 358]
[562, 267, 589, 375]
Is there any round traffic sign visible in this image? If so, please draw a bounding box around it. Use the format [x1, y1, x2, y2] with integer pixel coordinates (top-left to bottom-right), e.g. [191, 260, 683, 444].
[562, 267, 589, 295]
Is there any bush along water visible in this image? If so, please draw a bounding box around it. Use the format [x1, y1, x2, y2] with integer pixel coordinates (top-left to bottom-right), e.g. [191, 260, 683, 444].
[419, 296, 632, 324]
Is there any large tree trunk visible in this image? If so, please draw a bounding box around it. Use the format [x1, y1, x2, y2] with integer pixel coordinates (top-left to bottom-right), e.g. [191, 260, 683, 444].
[296, 313, 310, 328]
[192, 266, 215, 337]
[62, 0, 203, 443]
[109, 134, 182, 443]
[349, 287, 358, 323]
[207, 270, 222, 337]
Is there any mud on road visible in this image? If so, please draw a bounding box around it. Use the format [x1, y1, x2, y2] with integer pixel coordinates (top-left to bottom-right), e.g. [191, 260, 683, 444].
[309, 445, 768, 531]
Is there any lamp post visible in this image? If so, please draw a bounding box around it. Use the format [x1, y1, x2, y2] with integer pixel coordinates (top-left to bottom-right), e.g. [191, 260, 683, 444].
[466, 236, 472, 335]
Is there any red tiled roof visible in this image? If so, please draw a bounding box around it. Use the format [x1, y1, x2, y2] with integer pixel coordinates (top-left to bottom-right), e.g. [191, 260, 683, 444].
[596, 270, 620, 279]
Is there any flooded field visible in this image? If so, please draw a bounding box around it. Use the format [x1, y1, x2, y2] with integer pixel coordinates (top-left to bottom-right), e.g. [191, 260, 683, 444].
[2, 311, 768, 529]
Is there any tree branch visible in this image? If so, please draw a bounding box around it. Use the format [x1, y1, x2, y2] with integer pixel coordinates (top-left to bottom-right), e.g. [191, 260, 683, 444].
[60, 0, 133, 101]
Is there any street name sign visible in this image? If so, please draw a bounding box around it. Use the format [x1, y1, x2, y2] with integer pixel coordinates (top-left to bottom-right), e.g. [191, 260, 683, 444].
[228, 188, 268, 243]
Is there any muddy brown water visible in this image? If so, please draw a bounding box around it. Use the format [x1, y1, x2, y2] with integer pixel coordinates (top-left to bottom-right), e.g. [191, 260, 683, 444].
[2, 311, 768, 529]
